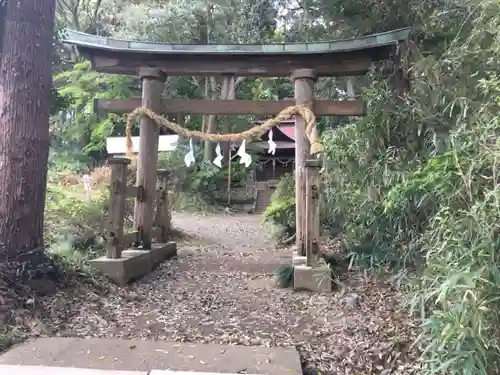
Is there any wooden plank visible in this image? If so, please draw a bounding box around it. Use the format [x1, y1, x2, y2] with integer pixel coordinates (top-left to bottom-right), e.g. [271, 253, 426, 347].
[89, 52, 376, 77]
[95, 98, 366, 116]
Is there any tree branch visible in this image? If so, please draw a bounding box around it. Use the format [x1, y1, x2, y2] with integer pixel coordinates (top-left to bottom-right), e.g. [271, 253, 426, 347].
[91, 0, 103, 27]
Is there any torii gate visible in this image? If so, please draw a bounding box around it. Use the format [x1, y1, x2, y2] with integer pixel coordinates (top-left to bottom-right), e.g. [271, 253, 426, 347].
[63, 28, 410, 291]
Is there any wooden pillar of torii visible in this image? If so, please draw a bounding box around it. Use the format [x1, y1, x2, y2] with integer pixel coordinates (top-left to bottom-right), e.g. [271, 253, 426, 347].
[291, 69, 319, 261]
[134, 67, 165, 249]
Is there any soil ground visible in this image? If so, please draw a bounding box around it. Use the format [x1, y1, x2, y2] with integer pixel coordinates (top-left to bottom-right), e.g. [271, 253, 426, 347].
[2, 212, 420, 374]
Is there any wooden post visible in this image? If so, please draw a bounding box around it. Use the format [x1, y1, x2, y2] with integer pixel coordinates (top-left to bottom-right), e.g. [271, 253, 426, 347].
[305, 159, 322, 266]
[134, 67, 166, 249]
[154, 169, 171, 243]
[291, 69, 316, 256]
[106, 157, 130, 259]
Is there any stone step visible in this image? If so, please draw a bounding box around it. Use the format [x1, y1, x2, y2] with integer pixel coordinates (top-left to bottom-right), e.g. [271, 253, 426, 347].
[256, 204, 271, 208]
[257, 193, 273, 199]
[254, 189, 273, 213]
[0, 338, 301, 375]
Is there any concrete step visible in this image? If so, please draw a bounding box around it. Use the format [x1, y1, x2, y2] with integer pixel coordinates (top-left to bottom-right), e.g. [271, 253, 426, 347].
[0, 338, 301, 375]
[0, 365, 260, 375]
[0, 365, 141, 375]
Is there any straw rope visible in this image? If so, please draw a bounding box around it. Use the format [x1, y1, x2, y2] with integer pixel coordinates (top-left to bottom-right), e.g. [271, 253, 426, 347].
[125, 104, 323, 160]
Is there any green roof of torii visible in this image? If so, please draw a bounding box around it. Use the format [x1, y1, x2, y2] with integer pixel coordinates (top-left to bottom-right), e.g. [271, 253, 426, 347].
[63, 28, 410, 56]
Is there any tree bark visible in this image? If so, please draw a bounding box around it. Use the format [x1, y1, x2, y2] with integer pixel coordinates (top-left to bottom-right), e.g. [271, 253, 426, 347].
[203, 76, 218, 162]
[219, 76, 231, 165]
[346, 77, 356, 100]
[221, 76, 245, 165]
[0, 0, 56, 261]
[201, 77, 209, 133]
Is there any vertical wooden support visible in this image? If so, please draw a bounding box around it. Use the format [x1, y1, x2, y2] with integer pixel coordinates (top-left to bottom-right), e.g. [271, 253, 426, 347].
[106, 157, 131, 259]
[154, 169, 171, 243]
[134, 67, 166, 249]
[291, 69, 316, 256]
[305, 159, 322, 267]
[176, 113, 185, 127]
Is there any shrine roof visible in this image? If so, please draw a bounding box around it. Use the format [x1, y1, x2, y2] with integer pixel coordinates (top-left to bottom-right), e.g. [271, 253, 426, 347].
[256, 121, 295, 142]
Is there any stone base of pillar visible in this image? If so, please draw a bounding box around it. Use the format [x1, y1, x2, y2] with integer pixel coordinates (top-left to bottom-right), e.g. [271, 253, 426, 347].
[292, 255, 306, 266]
[293, 264, 332, 293]
[90, 242, 177, 285]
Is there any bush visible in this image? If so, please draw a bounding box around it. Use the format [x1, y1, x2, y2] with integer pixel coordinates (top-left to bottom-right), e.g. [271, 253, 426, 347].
[0, 330, 12, 352]
[44, 178, 107, 248]
[409, 195, 500, 374]
[263, 173, 295, 237]
[48, 149, 90, 174]
[319, 1, 500, 373]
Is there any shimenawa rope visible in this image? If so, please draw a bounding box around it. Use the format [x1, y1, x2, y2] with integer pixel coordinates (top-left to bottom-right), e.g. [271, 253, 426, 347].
[125, 104, 323, 160]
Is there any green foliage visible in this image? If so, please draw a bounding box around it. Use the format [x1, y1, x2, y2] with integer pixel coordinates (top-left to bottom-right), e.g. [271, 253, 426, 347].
[41, 169, 109, 280]
[263, 173, 295, 235]
[409, 196, 500, 374]
[157, 144, 251, 211]
[0, 329, 12, 352]
[48, 149, 90, 174]
[52, 60, 135, 162]
[274, 264, 294, 288]
[319, 0, 500, 373]
[44, 179, 107, 247]
[47, 1, 500, 372]
[50, 87, 73, 115]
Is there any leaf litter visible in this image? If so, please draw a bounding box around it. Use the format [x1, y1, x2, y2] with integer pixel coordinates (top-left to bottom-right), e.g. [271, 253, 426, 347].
[1, 212, 422, 374]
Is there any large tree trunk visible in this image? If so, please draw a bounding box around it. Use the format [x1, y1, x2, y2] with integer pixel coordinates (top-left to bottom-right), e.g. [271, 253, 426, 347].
[0, 0, 56, 261]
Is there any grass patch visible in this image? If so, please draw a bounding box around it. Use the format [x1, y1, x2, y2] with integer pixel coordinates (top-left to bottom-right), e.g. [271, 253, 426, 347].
[274, 264, 294, 288]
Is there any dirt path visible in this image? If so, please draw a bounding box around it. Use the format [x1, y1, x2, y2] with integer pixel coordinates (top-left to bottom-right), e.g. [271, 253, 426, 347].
[40, 212, 419, 374]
